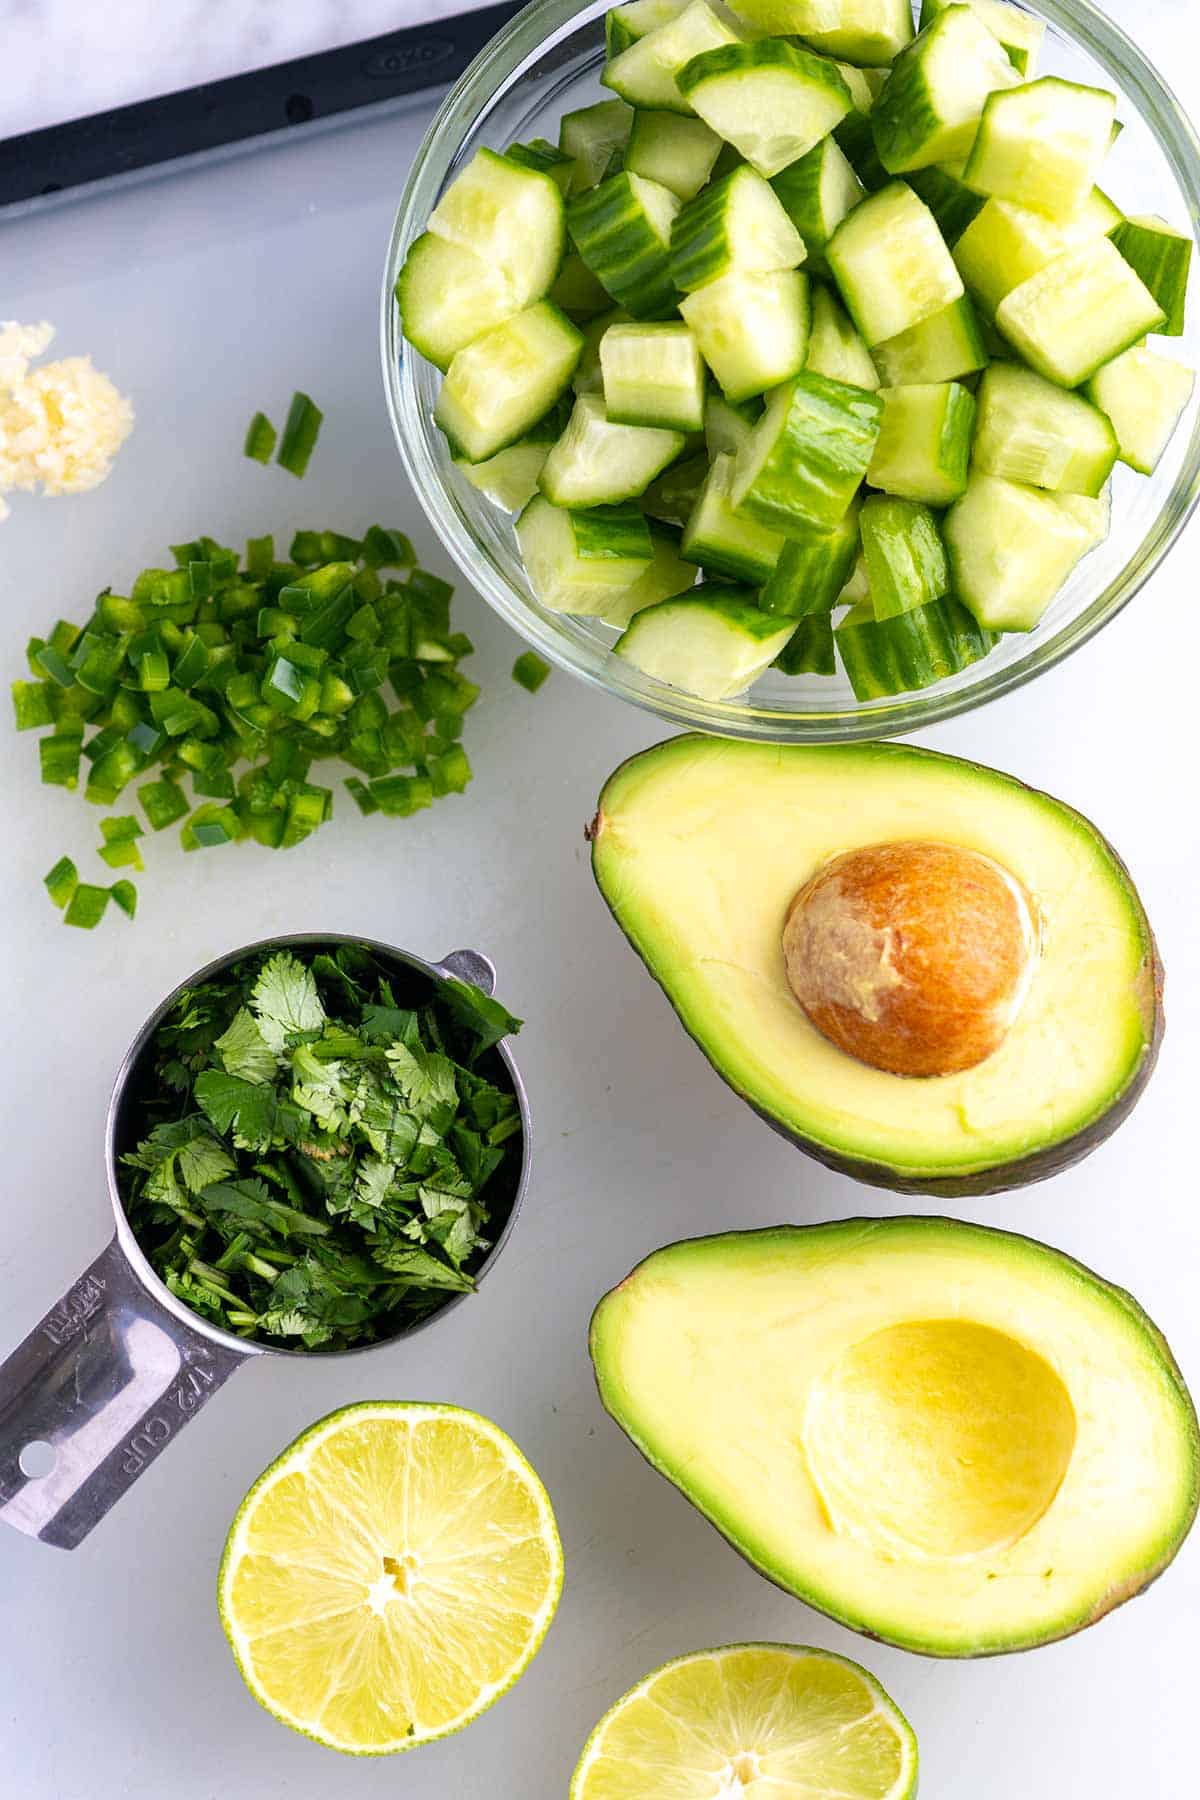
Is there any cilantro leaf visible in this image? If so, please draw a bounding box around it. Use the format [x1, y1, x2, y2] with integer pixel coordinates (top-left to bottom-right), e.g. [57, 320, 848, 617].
[194, 1070, 278, 1151]
[437, 977, 523, 1060]
[251, 951, 325, 1051]
[214, 1007, 277, 1084]
[291, 1043, 351, 1131]
[385, 1040, 458, 1125]
[177, 1135, 238, 1193]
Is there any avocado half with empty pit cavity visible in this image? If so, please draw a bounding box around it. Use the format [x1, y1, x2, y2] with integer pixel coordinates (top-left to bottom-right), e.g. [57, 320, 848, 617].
[590, 1219, 1199, 1657]
[589, 736, 1162, 1196]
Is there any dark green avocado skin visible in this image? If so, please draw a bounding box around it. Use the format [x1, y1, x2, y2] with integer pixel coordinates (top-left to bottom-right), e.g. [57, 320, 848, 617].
[588, 737, 1164, 1199]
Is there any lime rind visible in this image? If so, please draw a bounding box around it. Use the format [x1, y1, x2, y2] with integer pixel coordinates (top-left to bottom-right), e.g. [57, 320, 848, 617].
[570, 1642, 918, 1800]
[217, 1400, 564, 1756]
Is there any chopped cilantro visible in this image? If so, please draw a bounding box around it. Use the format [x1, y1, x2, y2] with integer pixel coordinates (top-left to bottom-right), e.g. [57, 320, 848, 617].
[120, 940, 523, 1351]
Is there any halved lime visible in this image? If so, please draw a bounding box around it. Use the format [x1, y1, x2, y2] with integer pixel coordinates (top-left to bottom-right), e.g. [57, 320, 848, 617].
[571, 1643, 918, 1798]
[218, 1401, 563, 1755]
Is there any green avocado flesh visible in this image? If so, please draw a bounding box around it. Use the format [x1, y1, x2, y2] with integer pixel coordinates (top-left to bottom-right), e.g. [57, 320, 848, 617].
[591, 736, 1160, 1193]
[591, 1219, 1199, 1656]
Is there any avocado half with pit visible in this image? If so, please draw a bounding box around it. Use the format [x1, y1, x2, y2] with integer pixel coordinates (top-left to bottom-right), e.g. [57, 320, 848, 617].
[589, 736, 1162, 1196]
[591, 1219, 1199, 1657]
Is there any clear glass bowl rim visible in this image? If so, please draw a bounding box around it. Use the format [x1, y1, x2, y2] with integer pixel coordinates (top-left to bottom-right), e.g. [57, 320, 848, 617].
[382, 0, 1200, 743]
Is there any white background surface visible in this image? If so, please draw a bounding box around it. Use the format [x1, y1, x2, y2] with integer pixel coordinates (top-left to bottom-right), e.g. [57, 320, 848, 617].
[1, 5, 1198, 1797]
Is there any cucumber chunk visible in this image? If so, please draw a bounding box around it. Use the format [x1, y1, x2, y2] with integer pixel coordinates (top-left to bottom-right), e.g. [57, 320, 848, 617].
[682, 452, 785, 581]
[834, 110, 892, 191]
[550, 252, 614, 319]
[606, 0, 692, 58]
[517, 496, 654, 613]
[614, 585, 798, 697]
[603, 0, 746, 114]
[963, 78, 1116, 220]
[759, 498, 861, 617]
[834, 59, 876, 112]
[455, 401, 571, 511]
[1054, 487, 1111, 554]
[860, 494, 949, 618]
[671, 165, 806, 291]
[907, 164, 985, 244]
[828, 181, 964, 345]
[918, 0, 1044, 76]
[731, 0, 913, 67]
[626, 109, 724, 199]
[428, 148, 565, 303]
[505, 138, 576, 195]
[867, 380, 975, 503]
[773, 612, 836, 674]
[1087, 342, 1196, 474]
[642, 450, 713, 524]
[871, 6, 1020, 175]
[601, 321, 708, 430]
[574, 307, 633, 395]
[567, 172, 682, 318]
[994, 237, 1165, 387]
[953, 189, 1120, 316]
[594, 522, 700, 625]
[839, 547, 871, 605]
[837, 592, 995, 696]
[731, 369, 882, 532]
[539, 394, 687, 505]
[678, 39, 854, 178]
[395, 233, 520, 372]
[704, 391, 762, 457]
[943, 472, 1091, 629]
[805, 283, 880, 388]
[436, 303, 584, 463]
[972, 362, 1118, 495]
[679, 267, 810, 400]
[559, 100, 636, 192]
[1110, 215, 1192, 336]
[770, 136, 865, 274]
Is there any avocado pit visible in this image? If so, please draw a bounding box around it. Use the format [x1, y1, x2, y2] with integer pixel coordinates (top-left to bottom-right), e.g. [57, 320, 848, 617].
[782, 840, 1039, 1078]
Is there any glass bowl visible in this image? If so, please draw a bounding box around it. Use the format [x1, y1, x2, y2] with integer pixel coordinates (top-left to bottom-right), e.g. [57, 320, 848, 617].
[382, 0, 1200, 742]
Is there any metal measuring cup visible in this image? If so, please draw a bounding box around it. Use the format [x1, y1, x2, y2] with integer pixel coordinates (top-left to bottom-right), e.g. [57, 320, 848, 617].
[0, 933, 530, 1551]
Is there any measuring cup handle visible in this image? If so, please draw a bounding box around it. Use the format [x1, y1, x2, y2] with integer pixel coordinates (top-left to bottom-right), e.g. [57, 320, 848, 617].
[0, 1236, 245, 1550]
[435, 947, 498, 996]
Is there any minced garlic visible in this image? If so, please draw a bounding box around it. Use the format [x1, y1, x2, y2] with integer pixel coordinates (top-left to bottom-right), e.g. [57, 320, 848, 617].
[0, 320, 133, 521]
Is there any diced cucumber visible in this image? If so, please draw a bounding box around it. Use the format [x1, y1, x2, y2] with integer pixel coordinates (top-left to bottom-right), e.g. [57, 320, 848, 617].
[559, 100, 636, 192]
[837, 593, 995, 697]
[601, 321, 708, 430]
[539, 394, 686, 505]
[942, 472, 1091, 630]
[679, 267, 810, 400]
[995, 238, 1164, 387]
[834, 110, 891, 192]
[606, 0, 692, 58]
[435, 303, 583, 463]
[839, 548, 871, 604]
[963, 78, 1116, 220]
[871, 7, 1019, 174]
[827, 181, 964, 345]
[805, 283, 880, 388]
[1087, 341, 1196, 474]
[518, 496, 654, 613]
[770, 137, 864, 274]
[919, 0, 1044, 76]
[454, 401, 570, 511]
[505, 139, 576, 195]
[972, 363, 1117, 495]
[681, 452, 785, 581]
[732, 0, 913, 68]
[428, 148, 565, 303]
[642, 450, 712, 524]
[953, 190, 1119, 317]
[550, 252, 614, 319]
[594, 522, 700, 625]
[731, 369, 882, 532]
[614, 585, 798, 698]
[704, 391, 762, 457]
[1111, 215, 1192, 336]
[603, 0, 746, 113]
[678, 40, 854, 178]
[906, 164, 985, 244]
[567, 172, 682, 318]
[394, 234, 519, 371]
[1054, 487, 1111, 553]
[834, 60, 875, 112]
[575, 307, 632, 394]
[671, 165, 806, 291]
[759, 498, 861, 617]
[626, 109, 724, 198]
[860, 494, 949, 618]
[866, 380, 975, 503]
[773, 613, 836, 674]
